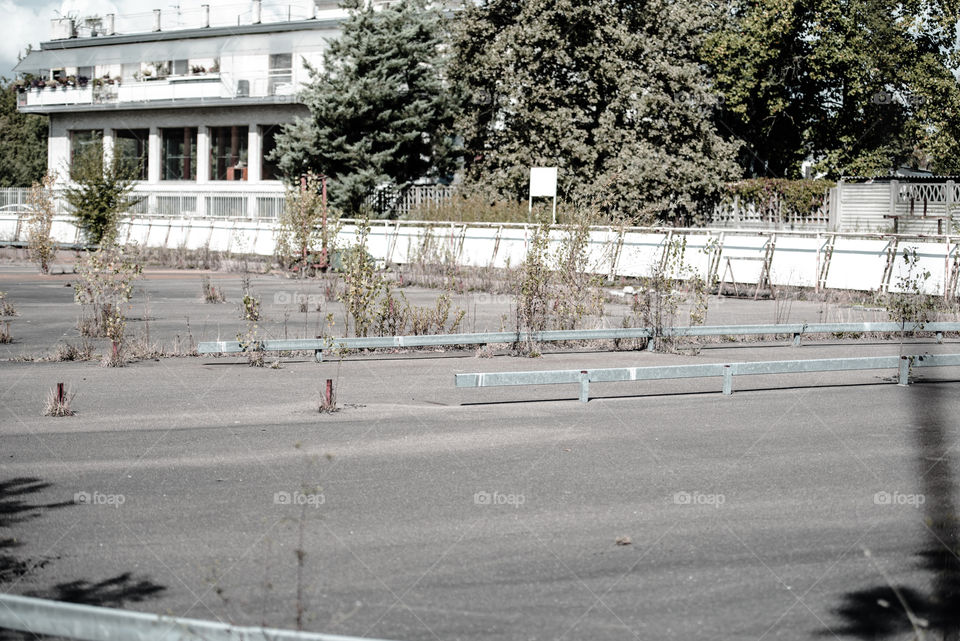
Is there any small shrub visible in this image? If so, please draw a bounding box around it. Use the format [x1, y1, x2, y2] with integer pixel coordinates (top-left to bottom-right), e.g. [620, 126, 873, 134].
[0, 291, 16, 317]
[237, 322, 265, 367]
[276, 174, 341, 272]
[73, 246, 142, 337]
[0, 321, 11, 344]
[50, 339, 95, 361]
[43, 384, 75, 417]
[338, 219, 383, 337]
[26, 173, 58, 274]
[240, 277, 261, 321]
[513, 221, 551, 355]
[201, 275, 225, 303]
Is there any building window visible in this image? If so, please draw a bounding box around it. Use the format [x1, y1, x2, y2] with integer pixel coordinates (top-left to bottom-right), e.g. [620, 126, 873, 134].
[209, 125, 248, 181]
[268, 53, 293, 95]
[172, 59, 188, 76]
[114, 129, 149, 180]
[70, 130, 101, 179]
[121, 63, 140, 82]
[260, 125, 282, 181]
[161, 127, 197, 180]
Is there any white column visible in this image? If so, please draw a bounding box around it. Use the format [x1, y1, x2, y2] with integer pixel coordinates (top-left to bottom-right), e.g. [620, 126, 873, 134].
[102, 128, 114, 166]
[247, 124, 261, 183]
[147, 126, 161, 183]
[197, 126, 210, 183]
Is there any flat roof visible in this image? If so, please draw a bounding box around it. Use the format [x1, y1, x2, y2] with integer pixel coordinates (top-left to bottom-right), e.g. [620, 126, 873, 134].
[36, 17, 343, 51]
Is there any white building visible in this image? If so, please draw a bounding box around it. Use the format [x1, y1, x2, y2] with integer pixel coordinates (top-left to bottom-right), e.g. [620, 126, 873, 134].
[13, 0, 359, 219]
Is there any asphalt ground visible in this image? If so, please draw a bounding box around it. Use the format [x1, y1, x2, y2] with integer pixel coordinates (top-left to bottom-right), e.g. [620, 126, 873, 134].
[2, 263, 959, 640]
[0, 264, 892, 360]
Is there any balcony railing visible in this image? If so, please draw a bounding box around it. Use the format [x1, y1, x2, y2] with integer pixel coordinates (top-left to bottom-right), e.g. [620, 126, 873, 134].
[0, 187, 286, 220]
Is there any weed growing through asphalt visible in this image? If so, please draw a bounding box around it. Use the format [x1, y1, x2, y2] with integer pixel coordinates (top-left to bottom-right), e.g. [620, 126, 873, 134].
[552, 210, 605, 331]
[49, 339, 95, 362]
[43, 384, 75, 417]
[0, 291, 16, 318]
[101, 308, 126, 367]
[73, 246, 142, 337]
[240, 276, 262, 321]
[0, 291, 14, 344]
[26, 172, 58, 275]
[338, 218, 384, 337]
[514, 220, 551, 356]
[201, 275, 225, 303]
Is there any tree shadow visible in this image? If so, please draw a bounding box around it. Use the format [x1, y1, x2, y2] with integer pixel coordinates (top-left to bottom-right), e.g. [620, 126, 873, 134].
[824, 383, 960, 639]
[0, 478, 73, 529]
[0, 477, 166, 639]
[28, 572, 166, 608]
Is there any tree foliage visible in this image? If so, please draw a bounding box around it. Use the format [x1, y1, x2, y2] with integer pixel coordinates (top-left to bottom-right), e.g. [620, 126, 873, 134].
[271, 0, 457, 216]
[64, 141, 140, 245]
[0, 78, 47, 187]
[449, 0, 740, 224]
[705, 0, 960, 179]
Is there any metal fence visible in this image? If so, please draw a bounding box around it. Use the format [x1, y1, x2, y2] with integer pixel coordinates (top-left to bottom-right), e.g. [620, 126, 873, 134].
[0, 593, 398, 641]
[456, 353, 960, 402]
[197, 321, 960, 361]
[132, 190, 286, 219]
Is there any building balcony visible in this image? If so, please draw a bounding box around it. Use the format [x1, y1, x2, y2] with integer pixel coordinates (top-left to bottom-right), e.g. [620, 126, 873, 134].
[17, 72, 298, 113]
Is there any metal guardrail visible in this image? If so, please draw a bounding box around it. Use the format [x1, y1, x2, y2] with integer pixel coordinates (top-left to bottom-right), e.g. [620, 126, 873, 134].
[197, 322, 960, 361]
[0, 593, 399, 641]
[455, 353, 960, 402]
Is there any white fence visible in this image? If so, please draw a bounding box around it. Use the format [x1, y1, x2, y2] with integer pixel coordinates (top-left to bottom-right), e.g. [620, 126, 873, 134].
[4, 211, 960, 297]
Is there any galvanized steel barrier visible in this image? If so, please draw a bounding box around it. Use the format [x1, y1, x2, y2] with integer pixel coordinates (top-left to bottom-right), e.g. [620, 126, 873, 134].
[197, 321, 960, 360]
[0, 593, 399, 641]
[455, 353, 960, 402]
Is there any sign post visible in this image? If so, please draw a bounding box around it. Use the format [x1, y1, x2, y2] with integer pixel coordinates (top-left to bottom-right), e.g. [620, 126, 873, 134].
[529, 167, 558, 225]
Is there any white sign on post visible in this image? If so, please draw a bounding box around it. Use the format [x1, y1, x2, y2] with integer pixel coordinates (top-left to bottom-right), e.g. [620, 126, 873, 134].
[529, 167, 558, 224]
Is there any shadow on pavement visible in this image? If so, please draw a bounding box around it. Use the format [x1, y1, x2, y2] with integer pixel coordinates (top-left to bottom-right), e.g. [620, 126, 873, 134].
[0, 476, 166, 640]
[825, 383, 960, 639]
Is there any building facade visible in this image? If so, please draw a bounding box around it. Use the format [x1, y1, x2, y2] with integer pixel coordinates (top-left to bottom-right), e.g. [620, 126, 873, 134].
[14, 0, 354, 218]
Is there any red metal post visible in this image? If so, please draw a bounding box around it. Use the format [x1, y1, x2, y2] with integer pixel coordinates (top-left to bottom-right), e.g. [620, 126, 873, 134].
[320, 175, 328, 271]
[57, 382, 65, 405]
[325, 378, 333, 406]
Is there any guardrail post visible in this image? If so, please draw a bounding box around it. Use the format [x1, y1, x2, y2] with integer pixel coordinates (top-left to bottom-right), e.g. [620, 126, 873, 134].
[722, 365, 733, 395]
[646, 336, 656, 352]
[314, 349, 323, 362]
[579, 370, 589, 403]
[937, 331, 944, 344]
[792, 332, 802, 347]
[898, 356, 910, 386]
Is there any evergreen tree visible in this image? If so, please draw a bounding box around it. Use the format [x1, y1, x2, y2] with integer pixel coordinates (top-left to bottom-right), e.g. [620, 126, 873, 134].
[0, 78, 47, 187]
[450, 0, 739, 224]
[272, 0, 456, 216]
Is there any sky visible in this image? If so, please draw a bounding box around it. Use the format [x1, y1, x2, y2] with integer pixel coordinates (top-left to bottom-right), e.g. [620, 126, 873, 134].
[2, 0, 314, 78]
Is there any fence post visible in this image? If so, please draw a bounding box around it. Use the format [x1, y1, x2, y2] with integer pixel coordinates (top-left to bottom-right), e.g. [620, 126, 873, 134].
[898, 356, 910, 386]
[722, 365, 733, 395]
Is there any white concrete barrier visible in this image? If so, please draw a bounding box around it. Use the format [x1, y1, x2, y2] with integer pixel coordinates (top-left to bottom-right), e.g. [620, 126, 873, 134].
[2, 214, 958, 296]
